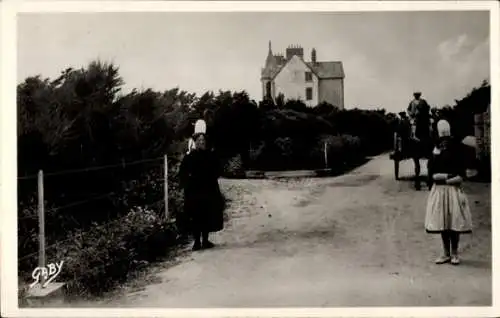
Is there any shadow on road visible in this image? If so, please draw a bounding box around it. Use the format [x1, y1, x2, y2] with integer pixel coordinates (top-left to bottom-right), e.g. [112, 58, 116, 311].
[459, 259, 491, 269]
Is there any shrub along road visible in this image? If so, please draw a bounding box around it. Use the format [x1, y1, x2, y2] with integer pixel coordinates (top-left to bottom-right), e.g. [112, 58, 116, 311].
[80, 154, 491, 307]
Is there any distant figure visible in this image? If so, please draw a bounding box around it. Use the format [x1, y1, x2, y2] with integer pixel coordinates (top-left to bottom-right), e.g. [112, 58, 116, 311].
[398, 111, 412, 143]
[430, 108, 440, 144]
[393, 112, 412, 155]
[425, 120, 472, 265]
[407, 92, 431, 142]
[180, 132, 225, 251]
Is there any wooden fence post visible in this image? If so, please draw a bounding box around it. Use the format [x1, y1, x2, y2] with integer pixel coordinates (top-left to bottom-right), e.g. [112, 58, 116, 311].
[324, 141, 328, 169]
[164, 155, 169, 222]
[26, 169, 66, 304]
[37, 170, 46, 288]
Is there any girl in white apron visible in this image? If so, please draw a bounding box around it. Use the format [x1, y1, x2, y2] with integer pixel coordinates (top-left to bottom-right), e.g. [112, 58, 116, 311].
[425, 120, 473, 265]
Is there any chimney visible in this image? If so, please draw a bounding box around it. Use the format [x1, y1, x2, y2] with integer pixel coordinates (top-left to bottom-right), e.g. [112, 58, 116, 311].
[311, 48, 317, 63]
[286, 44, 304, 60]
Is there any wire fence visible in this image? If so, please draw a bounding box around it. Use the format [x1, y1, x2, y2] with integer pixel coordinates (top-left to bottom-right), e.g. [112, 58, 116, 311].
[17, 155, 173, 287]
[17, 157, 165, 180]
[18, 192, 116, 221]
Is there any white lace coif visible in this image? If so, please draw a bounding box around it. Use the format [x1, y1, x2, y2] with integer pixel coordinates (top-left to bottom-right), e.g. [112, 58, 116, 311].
[437, 119, 451, 137]
[187, 119, 207, 154]
[194, 119, 207, 134]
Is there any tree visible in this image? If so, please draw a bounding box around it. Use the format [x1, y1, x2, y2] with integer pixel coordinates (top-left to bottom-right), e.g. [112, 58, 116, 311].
[258, 97, 276, 112]
[312, 102, 338, 117]
[284, 99, 308, 113]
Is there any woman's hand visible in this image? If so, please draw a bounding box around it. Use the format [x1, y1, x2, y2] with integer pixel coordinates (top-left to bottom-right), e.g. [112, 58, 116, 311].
[433, 173, 448, 181]
[446, 175, 463, 185]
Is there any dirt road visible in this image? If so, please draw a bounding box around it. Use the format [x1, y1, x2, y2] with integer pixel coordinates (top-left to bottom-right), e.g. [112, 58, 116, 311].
[91, 154, 492, 307]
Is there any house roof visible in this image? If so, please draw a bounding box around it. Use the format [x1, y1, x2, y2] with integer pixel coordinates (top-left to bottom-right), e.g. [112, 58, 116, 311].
[306, 61, 344, 79]
[261, 66, 281, 79]
[261, 57, 344, 80]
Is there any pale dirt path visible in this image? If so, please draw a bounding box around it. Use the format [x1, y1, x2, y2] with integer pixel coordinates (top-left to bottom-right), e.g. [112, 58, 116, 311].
[80, 154, 491, 307]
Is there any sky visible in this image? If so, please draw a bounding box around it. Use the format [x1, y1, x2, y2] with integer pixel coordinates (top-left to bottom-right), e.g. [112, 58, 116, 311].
[17, 11, 490, 113]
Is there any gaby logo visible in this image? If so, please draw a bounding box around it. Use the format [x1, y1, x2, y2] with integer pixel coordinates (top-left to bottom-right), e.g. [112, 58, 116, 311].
[29, 261, 64, 289]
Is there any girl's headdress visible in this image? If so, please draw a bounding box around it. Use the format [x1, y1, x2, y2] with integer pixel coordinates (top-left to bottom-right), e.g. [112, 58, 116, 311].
[437, 119, 451, 138]
[194, 119, 206, 135]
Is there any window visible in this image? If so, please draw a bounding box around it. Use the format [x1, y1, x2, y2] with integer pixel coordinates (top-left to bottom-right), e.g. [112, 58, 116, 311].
[306, 87, 313, 101]
[305, 72, 312, 82]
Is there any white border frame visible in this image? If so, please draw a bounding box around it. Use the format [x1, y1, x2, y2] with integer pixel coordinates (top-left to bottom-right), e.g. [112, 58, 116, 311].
[2, 1, 499, 317]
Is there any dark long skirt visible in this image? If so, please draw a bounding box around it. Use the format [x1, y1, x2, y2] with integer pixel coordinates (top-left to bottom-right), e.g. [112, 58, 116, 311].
[180, 149, 225, 234]
[184, 181, 225, 233]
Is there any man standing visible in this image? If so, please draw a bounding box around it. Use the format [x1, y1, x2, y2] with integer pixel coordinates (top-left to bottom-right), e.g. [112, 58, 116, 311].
[407, 91, 431, 142]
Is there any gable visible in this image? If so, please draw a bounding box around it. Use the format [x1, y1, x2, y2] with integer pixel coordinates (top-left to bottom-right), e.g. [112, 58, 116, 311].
[271, 55, 315, 81]
[262, 53, 345, 81]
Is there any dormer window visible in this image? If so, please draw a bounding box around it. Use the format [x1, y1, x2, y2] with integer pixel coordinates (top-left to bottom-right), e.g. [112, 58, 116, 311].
[305, 72, 313, 82]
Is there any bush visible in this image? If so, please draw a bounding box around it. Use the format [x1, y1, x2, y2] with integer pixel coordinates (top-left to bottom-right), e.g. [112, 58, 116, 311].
[49, 207, 178, 298]
[274, 137, 294, 158]
[312, 134, 362, 170]
[341, 134, 363, 161]
[244, 133, 364, 172]
[223, 154, 245, 178]
[320, 135, 345, 167]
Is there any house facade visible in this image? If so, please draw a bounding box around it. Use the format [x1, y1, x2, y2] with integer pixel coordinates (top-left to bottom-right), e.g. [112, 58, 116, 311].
[261, 42, 345, 108]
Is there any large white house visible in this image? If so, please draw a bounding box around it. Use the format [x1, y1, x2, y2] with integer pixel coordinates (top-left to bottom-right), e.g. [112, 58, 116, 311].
[261, 42, 345, 108]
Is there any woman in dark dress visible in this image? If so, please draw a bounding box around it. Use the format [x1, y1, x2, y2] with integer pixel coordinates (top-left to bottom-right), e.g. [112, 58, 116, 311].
[179, 132, 225, 251]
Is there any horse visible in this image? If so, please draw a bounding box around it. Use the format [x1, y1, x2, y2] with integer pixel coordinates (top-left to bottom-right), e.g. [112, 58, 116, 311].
[409, 121, 435, 190]
[392, 117, 436, 190]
